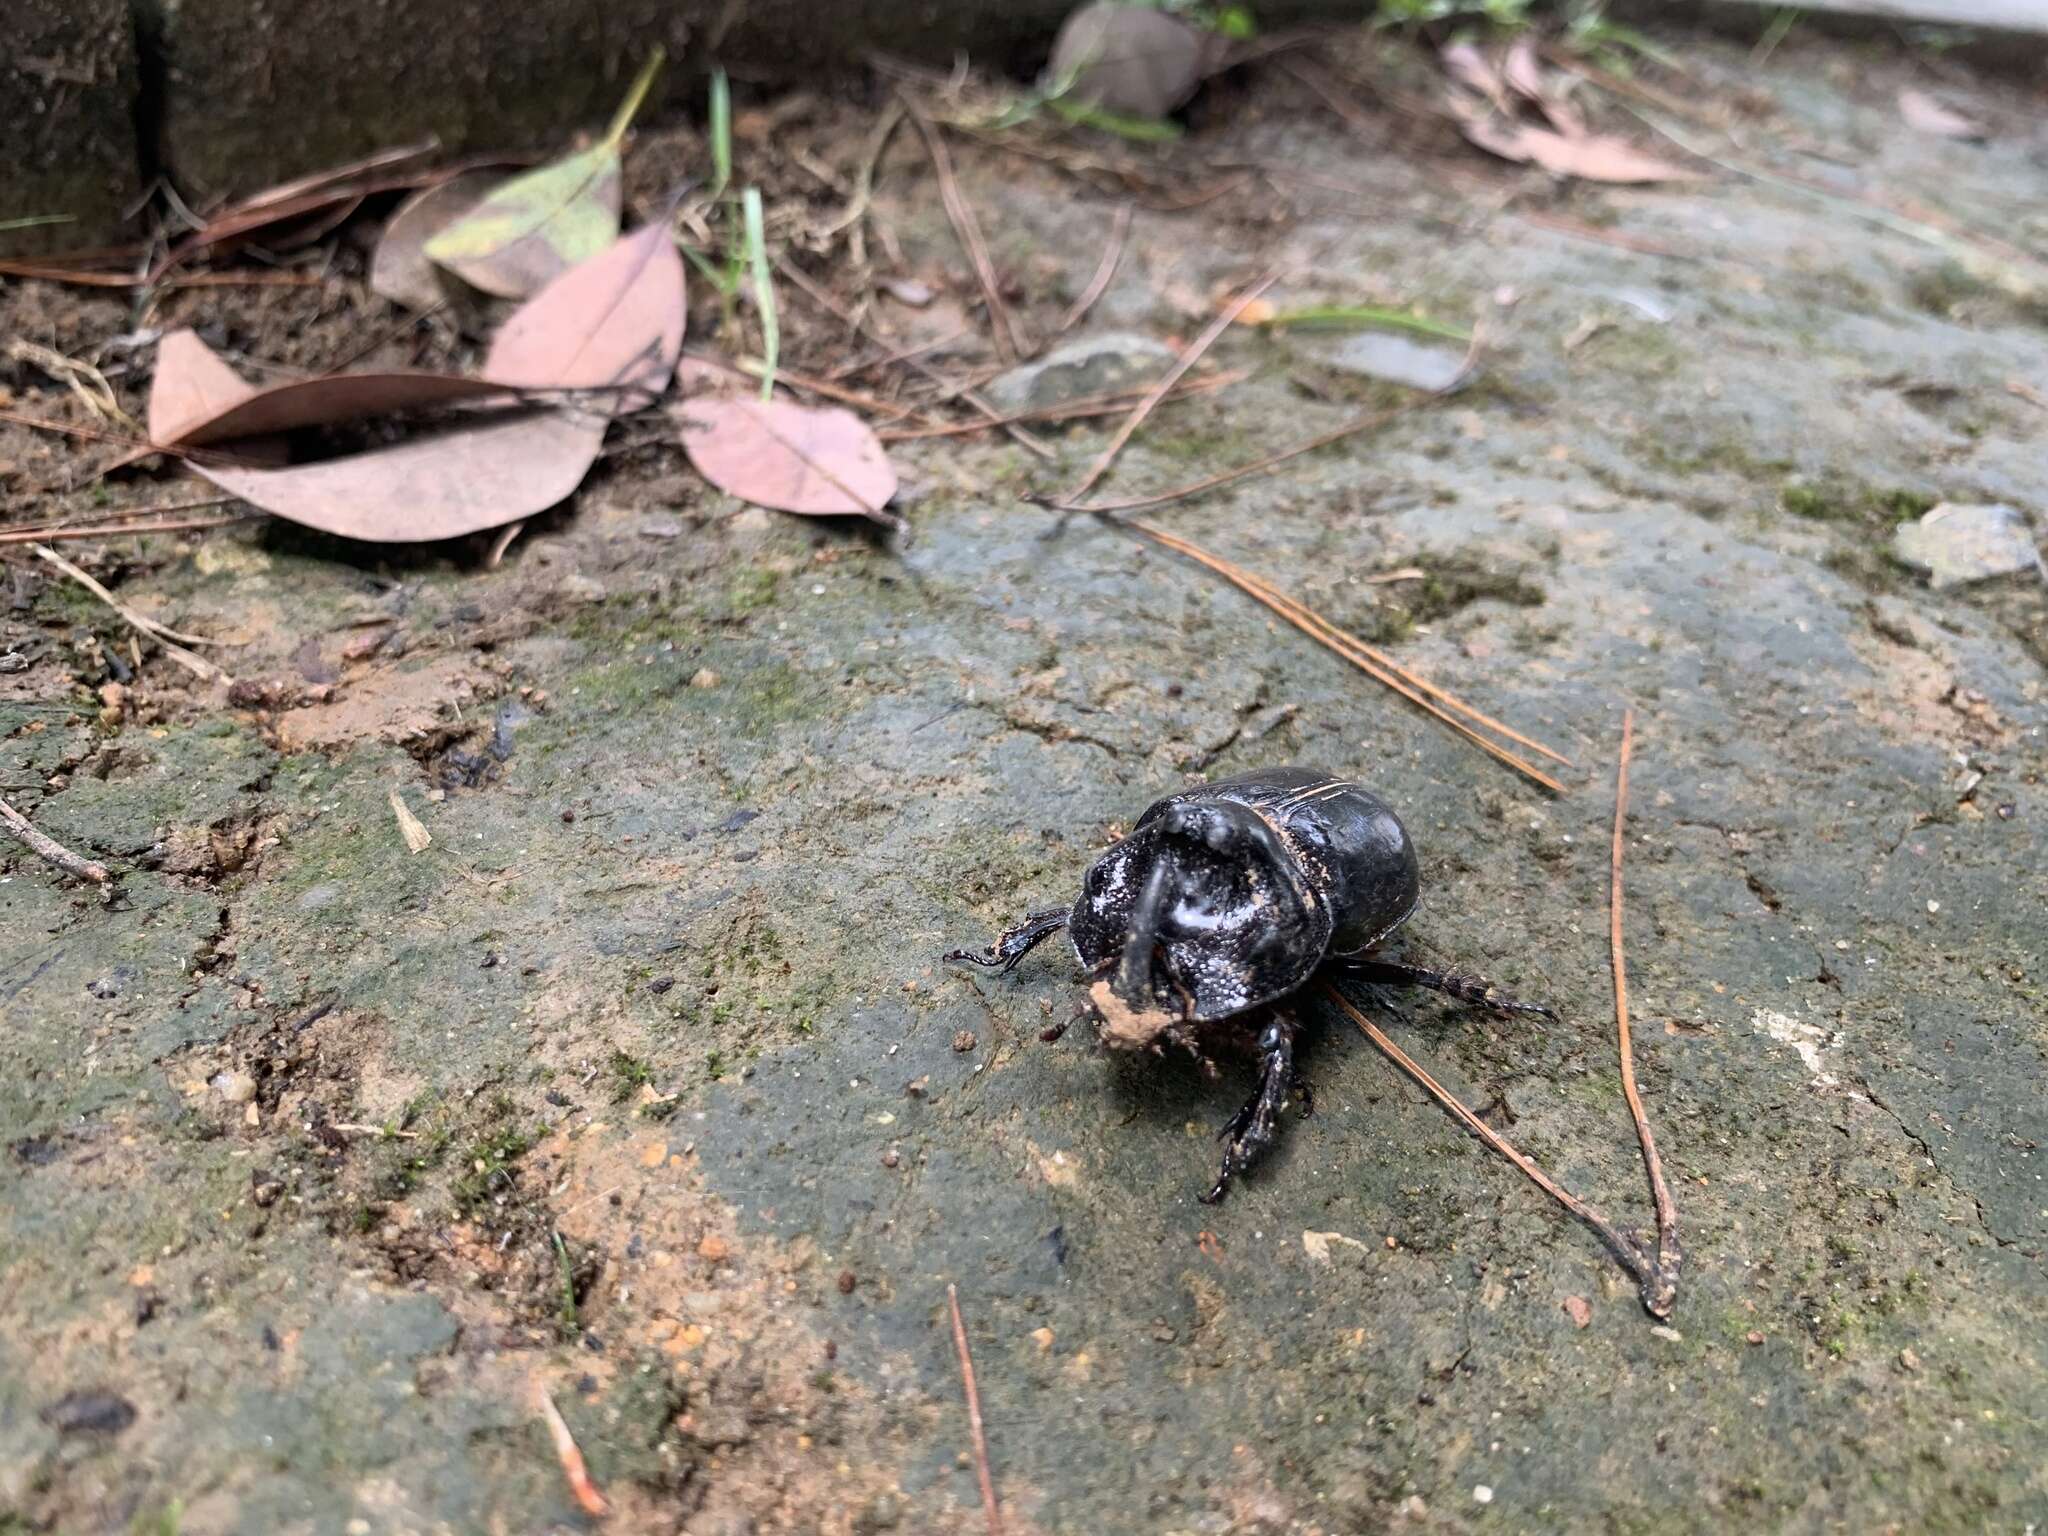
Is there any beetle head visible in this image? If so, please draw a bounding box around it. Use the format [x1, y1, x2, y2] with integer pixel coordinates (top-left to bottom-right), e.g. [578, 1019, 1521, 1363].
[1072, 797, 1331, 1048]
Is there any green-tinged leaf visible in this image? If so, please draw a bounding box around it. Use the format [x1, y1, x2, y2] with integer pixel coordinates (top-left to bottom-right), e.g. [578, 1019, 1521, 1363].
[1257, 305, 1470, 343]
[424, 47, 664, 298]
[1049, 97, 1185, 142]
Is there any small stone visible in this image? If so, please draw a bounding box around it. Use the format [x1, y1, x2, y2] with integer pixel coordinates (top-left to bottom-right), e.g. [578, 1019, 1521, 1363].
[1473, 1485, 1494, 1505]
[1650, 1325, 1684, 1343]
[1898, 1347, 1921, 1372]
[837, 1269, 857, 1294]
[649, 976, 675, 994]
[1562, 1296, 1592, 1329]
[904, 1075, 930, 1098]
[40, 1390, 136, 1436]
[697, 1234, 730, 1263]
[1030, 1326, 1055, 1353]
[213, 1069, 256, 1105]
[690, 669, 721, 689]
[250, 1169, 284, 1208]
[952, 1030, 977, 1053]
[880, 1148, 900, 1168]
[1746, 1330, 1765, 1346]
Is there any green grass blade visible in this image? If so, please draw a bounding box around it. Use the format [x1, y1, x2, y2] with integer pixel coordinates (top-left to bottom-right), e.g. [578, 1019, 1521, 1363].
[709, 69, 732, 201]
[743, 188, 777, 401]
[1258, 304, 1470, 342]
[604, 46, 668, 151]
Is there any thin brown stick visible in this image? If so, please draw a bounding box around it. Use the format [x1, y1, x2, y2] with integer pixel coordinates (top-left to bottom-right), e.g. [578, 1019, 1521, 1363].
[1119, 521, 1569, 790]
[1058, 270, 1279, 507]
[534, 1382, 609, 1518]
[776, 261, 1053, 458]
[0, 513, 249, 546]
[30, 544, 230, 685]
[0, 796, 111, 884]
[1057, 202, 1132, 335]
[1040, 403, 1413, 514]
[879, 369, 1245, 443]
[1610, 708, 1682, 1315]
[947, 1284, 1003, 1536]
[904, 97, 1024, 364]
[484, 521, 526, 570]
[826, 326, 969, 383]
[1326, 985, 1666, 1304]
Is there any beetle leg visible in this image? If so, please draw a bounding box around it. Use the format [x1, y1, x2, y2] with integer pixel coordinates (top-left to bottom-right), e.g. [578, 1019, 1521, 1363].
[944, 906, 1070, 975]
[1200, 1014, 1301, 1205]
[1344, 959, 1556, 1020]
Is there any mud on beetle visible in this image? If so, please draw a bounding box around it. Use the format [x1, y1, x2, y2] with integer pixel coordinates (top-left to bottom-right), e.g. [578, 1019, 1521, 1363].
[946, 766, 1553, 1203]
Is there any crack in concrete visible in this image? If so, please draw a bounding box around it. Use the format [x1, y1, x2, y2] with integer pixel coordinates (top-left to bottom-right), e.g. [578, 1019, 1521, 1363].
[1855, 1070, 2022, 1253]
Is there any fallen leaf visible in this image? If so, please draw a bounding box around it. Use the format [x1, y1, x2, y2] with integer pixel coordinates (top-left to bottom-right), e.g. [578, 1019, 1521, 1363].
[159, 140, 447, 274]
[1454, 101, 1698, 184]
[1047, 1, 1223, 120]
[1302, 1229, 1373, 1265]
[169, 223, 684, 543]
[1898, 89, 1985, 142]
[389, 789, 432, 853]
[676, 393, 899, 526]
[371, 170, 507, 310]
[1503, 35, 1585, 137]
[149, 330, 259, 445]
[485, 220, 684, 400]
[1441, 42, 1512, 116]
[426, 50, 662, 298]
[160, 367, 513, 448]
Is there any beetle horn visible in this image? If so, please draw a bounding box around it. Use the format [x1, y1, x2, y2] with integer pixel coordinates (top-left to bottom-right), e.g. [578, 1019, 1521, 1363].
[1091, 855, 1180, 1049]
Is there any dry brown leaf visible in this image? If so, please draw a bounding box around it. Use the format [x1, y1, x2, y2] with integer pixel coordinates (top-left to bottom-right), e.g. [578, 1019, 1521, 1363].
[1441, 42, 1512, 116]
[371, 171, 507, 311]
[1503, 35, 1585, 137]
[675, 393, 900, 527]
[162, 370, 515, 448]
[1898, 89, 1985, 142]
[149, 330, 259, 444]
[169, 223, 684, 543]
[1453, 99, 1698, 184]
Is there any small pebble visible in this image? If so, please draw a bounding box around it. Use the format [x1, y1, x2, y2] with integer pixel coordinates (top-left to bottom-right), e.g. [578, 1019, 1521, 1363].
[837, 1270, 857, 1294]
[1746, 1330, 1765, 1346]
[1473, 1485, 1494, 1506]
[1898, 1347, 1921, 1372]
[951, 1030, 977, 1053]
[697, 1234, 730, 1263]
[690, 669, 721, 689]
[1562, 1296, 1592, 1329]
[649, 976, 674, 994]
[881, 1148, 900, 1168]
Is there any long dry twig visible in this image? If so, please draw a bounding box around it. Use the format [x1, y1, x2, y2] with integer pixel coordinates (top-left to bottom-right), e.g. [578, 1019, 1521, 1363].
[0, 796, 111, 884]
[1609, 708, 1682, 1314]
[947, 1284, 1004, 1536]
[1056, 269, 1280, 507]
[30, 544, 230, 685]
[1116, 521, 1569, 791]
[1323, 709, 1681, 1319]
[880, 368, 1246, 443]
[1036, 402, 1413, 514]
[1056, 202, 1133, 335]
[903, 96, 1026, 364]
[0, 513, 249, 547]
[775, 257, 1053, 458]
[534, 1382, 609, 1518]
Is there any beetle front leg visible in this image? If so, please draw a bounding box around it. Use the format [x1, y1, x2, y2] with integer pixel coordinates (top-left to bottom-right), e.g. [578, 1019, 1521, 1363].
[944, 906, 1070, 975]
[1345, 959, 1556, 1020]
[1200, 1014, 1303, 1205]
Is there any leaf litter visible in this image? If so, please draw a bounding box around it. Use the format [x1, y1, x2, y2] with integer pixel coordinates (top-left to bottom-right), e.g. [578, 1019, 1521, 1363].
[425, 49, 664, 298]
[370, 170, 510, 311]
[156, 220, 684, 542]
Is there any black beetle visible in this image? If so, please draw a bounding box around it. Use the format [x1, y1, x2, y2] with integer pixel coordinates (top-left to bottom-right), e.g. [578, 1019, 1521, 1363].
[946, 766, 1552, 1202]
